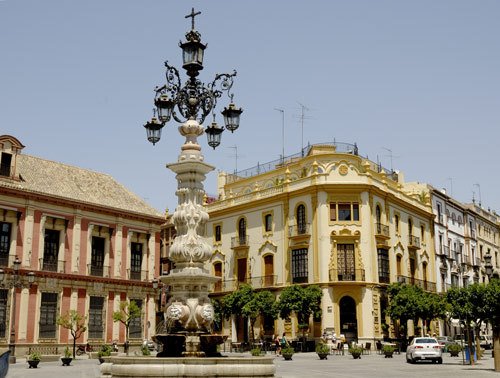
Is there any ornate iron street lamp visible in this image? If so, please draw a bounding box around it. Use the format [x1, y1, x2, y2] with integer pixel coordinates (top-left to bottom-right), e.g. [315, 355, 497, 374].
[142, 9, 242, 357]
[0, 256, 35, 363]
[144, 8, 242, 148]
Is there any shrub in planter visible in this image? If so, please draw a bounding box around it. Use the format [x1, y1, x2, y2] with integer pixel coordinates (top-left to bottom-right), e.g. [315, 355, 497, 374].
[98, 344, 112, 363]
[27, 352, 41, 368]
[448, 343, 462, 357]
[141, 345, 151, 356]
[349, 345, 363, 359]
[382, 344, 395, 358]
[315, 343, 330, 360]
[250, 347, 262, 356]
[61, 346, 73, 366]
[281, 346, 295, 361]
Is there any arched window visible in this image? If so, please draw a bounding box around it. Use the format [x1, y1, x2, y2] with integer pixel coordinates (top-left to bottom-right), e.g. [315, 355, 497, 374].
[297, 204, 306, 234]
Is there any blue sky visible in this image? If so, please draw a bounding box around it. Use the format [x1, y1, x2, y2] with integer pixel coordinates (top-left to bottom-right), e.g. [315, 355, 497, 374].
[1, 1, 499, 214]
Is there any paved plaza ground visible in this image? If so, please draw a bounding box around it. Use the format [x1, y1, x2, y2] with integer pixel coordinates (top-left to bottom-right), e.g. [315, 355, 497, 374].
[6, 351, 496, 378]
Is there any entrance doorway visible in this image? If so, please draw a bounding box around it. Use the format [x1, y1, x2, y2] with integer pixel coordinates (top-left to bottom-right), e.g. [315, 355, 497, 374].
[339, 296, 358, 345]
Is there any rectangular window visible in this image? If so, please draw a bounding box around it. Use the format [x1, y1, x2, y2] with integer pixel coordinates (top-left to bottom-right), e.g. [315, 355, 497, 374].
[130, 242, 142, 280]
[39, 292, 58, 339]
[337, 244, 355, 281]
[0, 222, 11, 266]
[214, 225, 221, 242]
[330, 203, 359, 221]
[329, 204, 336, 221]
[338, 203, 351, 221]
[43, 229, 60, 271]
[291, 248, 308, 283]
[0, 152, 12, 177]
[88, 296, 104, 339]
[377, 249, 390, 283]
[0, 289, 7, 338]
[128, 299, 142, 339]
[91, 236, 105, 276]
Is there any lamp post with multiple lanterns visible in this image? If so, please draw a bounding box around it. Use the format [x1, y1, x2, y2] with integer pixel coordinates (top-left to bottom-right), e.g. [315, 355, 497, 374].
[0, 256, 35, 363]
[144, 9, 242, 356]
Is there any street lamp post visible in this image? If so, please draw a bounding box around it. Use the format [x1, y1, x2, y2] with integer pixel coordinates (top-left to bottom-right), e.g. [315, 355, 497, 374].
[0, 256, 35, 363]
[143, 9, 242, 357]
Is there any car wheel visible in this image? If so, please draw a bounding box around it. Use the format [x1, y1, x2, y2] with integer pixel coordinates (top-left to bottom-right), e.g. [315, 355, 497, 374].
[438, 358, 443, 364]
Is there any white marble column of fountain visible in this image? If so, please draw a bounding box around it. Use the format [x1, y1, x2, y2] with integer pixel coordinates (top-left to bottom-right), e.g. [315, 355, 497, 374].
[161, 118, 219, 356]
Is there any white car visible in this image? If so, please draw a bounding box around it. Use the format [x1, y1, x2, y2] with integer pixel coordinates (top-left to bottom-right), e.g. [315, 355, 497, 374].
[406, 337, 443, 364]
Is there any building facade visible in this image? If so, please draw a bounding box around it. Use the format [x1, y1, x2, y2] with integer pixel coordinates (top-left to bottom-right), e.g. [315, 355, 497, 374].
[204, 143, 436, 345]
[0, 135, 164, 357]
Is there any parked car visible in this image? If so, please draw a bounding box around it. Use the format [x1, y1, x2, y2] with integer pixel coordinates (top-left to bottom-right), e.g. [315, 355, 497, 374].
[406, 337, 443, 364]
[436, 336, 454, 348]
[479, 335, 492, 350]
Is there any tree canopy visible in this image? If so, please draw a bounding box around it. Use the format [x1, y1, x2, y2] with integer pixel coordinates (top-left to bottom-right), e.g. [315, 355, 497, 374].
[112, 300, 141, 355]
[277, 284, 322, 327]
[57, 310, 87, 358]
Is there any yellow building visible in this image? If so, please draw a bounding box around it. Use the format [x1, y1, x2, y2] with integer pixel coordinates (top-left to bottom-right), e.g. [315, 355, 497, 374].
[205, 143, 436, 346]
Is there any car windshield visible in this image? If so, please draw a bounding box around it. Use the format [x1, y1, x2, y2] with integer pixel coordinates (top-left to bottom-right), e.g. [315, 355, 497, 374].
[416, 338, 437, 344]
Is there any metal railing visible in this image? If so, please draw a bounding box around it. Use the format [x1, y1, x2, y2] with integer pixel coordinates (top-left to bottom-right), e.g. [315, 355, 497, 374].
[289, 224, 310, 237]
[127, 269, 148, 281]
[443, 246, 450, 257]
[87, 264, 110, 277]
[329, 269, 365, 282]
[39, 258, 65, 273]
[408, 235, 420, 248]
[375, 223, 389, 237]
[473, 257, 481, 267]
[397, 275, 436, 292]
[231, 235, 249, 248]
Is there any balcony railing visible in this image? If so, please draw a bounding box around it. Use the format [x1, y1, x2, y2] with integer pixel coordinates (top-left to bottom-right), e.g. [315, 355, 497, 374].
[87, 264, 110, 277]
[443, 246, 450, 257]
[39, 258, 65, 273]
[127, 269, 148, 281]
[408, 235, 420, 248]
[329, 269, 365, 282]
[213, 275, 278, 293]
[397, 275, 436, 292]
[289, 224, 310, 237]
[375, 223, 390, 238]
[473, 257, 481, 267]
[231, 235, 249, 248]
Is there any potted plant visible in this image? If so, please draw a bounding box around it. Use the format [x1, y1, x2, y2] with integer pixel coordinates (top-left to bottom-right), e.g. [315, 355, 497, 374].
[27, 351, 41, 368]
[141, 344, 151, 356]
[382, 344, 395, 358]
[97, 344, 112, 363]
[250, 347, 262, 356]
[348, 345, 363, 359]
[315, 343, 330, 360]
[448, 343, 462, 357]
[281, 346, 295, 361]
[61, 346, 73, 366]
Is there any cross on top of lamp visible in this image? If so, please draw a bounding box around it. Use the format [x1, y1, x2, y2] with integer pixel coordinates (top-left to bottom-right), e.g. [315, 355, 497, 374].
[144, 8, 243, 149]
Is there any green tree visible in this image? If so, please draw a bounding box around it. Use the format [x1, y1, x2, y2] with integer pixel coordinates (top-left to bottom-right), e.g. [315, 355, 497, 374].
[221, 284, 255, 342]
[112, 300, 141, 355]
[484, 279, 500, 371]
[386, 283, 422, 339]
[57, 310, 87, 358]
[277, 285, 322, 342]
[417, 291, 448, 336]
[242, 290, 278, 341]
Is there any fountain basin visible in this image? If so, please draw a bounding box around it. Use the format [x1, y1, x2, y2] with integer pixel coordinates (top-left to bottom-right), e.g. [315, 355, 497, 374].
[100, 356, 276, 377]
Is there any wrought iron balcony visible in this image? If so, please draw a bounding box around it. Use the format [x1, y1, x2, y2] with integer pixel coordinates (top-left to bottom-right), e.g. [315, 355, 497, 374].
[231, 235, 249, 248]
[329, 269, 365, 282]
[87, 264, 110, 277]
[473, 257, 481, 267]
[288, 224, 310, 237]
[375, 223, 390, 238]
[397, 275, 436, 292]
[127, 269, 148, 281]
[39, 258, 65, 273]
[408, 235, 420, 249]
[443, 246, 450, 257]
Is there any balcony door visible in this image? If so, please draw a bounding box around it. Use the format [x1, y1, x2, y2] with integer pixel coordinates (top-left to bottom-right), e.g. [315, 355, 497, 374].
[337, 244, 355, 281]
[91, 236, 105, 276]
[43, 229, 60, 271]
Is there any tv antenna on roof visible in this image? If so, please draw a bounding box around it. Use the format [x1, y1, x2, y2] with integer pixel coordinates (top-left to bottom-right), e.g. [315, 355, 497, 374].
[297, 102, 311, 156]
[381, 147, 399, 172]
